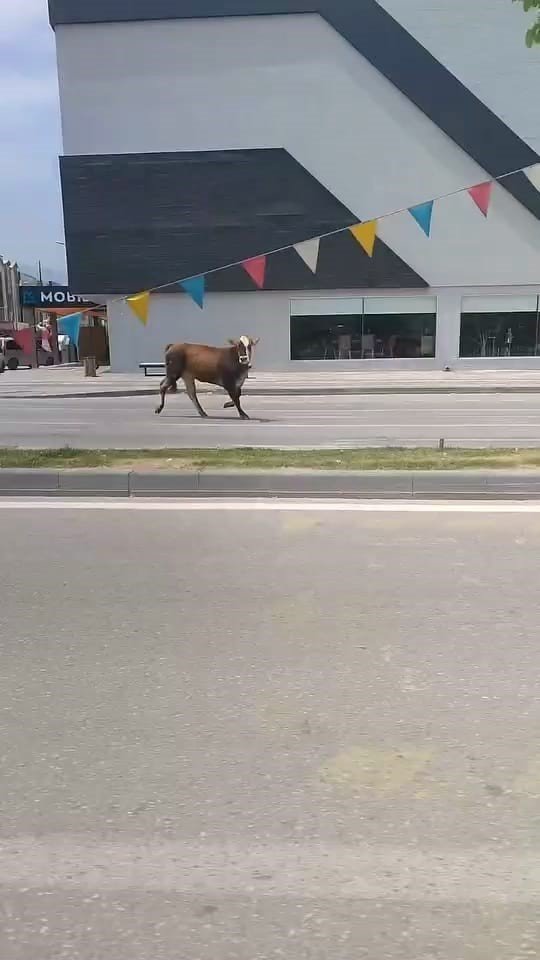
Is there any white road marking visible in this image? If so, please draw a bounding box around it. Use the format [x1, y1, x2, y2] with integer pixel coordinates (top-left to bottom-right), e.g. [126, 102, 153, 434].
[1, 837, 539, 901]
[2, 498, 540, 513]
[0, 421, 86, 427]
[147, 420, 540, 427]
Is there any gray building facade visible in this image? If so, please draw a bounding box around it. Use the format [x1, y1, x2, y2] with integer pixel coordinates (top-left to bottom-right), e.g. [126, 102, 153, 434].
[0, 259, 22, 331]
[50, 0, 540, 370]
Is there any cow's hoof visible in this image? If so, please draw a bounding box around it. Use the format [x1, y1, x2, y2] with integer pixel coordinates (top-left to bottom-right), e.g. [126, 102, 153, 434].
[155, 408, 162, 415]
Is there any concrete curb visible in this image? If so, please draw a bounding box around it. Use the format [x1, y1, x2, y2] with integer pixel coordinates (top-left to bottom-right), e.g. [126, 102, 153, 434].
[2, 469, 540, 499]
[4, 385, 540, 400]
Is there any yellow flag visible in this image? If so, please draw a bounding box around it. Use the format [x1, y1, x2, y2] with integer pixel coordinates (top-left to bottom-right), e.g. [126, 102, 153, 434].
[127, 291, 150, 325]
[349, 221, 377, 258]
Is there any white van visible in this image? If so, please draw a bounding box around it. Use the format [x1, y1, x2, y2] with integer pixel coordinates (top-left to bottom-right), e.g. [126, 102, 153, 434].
[0, 337, 54, 371]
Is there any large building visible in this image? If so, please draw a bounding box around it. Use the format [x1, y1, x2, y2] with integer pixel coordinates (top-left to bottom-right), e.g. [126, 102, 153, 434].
[50, 0, 540, 371]
[0, 258, 22, 332]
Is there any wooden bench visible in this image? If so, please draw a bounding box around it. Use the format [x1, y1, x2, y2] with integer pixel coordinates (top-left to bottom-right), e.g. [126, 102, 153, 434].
[139, 361, 250, 390]
[139, 362, 165, 377]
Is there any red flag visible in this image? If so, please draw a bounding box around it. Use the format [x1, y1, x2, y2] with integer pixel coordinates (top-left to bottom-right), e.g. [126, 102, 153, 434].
[241, 256, 266, 289]
[468, 182, 493, 217]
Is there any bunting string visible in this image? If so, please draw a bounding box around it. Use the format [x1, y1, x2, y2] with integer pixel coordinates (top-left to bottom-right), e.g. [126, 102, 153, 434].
[55, 160, 540, 327]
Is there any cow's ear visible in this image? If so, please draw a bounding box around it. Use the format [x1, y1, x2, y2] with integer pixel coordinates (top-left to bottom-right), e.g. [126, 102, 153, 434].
[228, 338, 237, 345]
[251, 337, 260, 346]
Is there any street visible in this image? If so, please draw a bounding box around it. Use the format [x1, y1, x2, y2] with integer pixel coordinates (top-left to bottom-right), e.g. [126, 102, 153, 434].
[1, 500, 540, 958]
[2, 392, 540, 448]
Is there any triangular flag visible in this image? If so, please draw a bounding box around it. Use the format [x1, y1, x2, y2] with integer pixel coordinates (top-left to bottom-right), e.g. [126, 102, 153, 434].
[349, 221, 377, 258]
[242, 255, 266, 289]
[525, 163, 540, 192]
[468, 182, 493, 217]
[293, 237, 320, 273]
[408, 200, 434, 237]
[179, 275, 205, 309]
[58, 312, 82, 346]
[127, 291, 150, 325]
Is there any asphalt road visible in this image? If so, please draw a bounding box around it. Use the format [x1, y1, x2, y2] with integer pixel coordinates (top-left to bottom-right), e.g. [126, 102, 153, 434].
[2, 499, 540, 959]
[2, 392, 540, 448]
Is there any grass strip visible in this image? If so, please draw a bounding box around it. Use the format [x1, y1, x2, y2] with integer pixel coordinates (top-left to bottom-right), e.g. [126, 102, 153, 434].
[1, 446, 540, 471]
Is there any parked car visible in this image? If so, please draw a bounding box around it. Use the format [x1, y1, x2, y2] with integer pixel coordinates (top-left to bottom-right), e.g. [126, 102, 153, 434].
[0, 337, 54, 371]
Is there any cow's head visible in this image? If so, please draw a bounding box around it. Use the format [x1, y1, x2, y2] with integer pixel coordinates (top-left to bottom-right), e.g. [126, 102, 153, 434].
[229, 336, 260, 367]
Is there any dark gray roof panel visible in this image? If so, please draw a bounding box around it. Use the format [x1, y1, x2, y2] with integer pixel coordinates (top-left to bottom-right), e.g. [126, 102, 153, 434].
[48, 2, 317, 26]
[60, 148, 427, 293]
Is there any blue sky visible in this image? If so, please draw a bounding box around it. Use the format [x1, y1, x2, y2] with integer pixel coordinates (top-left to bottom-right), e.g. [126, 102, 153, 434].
[0, 1, 66, 282]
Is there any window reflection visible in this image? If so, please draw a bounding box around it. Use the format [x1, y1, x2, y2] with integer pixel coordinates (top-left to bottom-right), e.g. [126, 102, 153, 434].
[459, 297, 540, 357]
[290, 298, 436, 360]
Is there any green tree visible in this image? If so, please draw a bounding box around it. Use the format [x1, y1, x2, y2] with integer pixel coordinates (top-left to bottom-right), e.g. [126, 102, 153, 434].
[514, 0, 540, 46]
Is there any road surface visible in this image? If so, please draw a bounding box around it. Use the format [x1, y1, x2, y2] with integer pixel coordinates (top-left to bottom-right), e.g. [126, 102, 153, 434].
[1, 498, 540, 958]
[2, 392, 540, 447]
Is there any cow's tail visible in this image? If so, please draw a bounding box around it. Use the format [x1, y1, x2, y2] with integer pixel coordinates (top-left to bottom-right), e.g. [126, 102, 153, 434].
[163, 344, 185, 392]
[156, 344, 184, 413]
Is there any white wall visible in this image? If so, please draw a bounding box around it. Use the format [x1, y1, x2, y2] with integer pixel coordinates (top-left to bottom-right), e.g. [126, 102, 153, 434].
[379, 0, 540, 154]
[107, 285, 540, 373]
[108, 291, 293, 373]
[56, 14, 540, 288]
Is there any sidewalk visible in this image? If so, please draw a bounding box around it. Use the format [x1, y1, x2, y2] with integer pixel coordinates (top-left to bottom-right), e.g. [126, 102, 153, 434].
[2, 365, 540, 399]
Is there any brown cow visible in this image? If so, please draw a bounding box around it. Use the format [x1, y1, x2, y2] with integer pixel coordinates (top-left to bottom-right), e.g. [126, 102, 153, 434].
[155, 336, 259, 419]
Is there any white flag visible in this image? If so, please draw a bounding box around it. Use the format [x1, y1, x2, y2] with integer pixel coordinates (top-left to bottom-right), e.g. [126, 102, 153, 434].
[525, 163, 540, 192]
[293, 237, 320, 274]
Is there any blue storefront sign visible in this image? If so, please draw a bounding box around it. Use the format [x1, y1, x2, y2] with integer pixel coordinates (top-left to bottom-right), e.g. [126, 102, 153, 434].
[20, 286, 94, 308]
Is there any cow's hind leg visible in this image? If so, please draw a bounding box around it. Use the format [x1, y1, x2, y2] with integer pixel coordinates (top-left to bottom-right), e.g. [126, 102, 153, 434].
[155, 375, 177, 415]
[184, 373, 208, 418]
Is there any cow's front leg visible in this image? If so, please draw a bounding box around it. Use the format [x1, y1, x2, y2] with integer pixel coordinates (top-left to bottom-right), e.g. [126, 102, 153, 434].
[224, 373, 247, 410]
[224, 378, 249, 419]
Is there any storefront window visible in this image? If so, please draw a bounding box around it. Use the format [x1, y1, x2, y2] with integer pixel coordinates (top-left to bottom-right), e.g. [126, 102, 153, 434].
[290, 297, 437, 360]
[363, 298, 436, 359]
[459, 296, 540, 357]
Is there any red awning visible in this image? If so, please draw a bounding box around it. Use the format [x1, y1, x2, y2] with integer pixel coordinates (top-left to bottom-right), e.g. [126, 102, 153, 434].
[34, 306, 105, 317]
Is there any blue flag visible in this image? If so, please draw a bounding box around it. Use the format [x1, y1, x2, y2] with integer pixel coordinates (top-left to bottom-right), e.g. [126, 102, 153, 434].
[58, 312, 81, 345]
[179, 276, 205, 309]
[408, 200, 434, 237]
